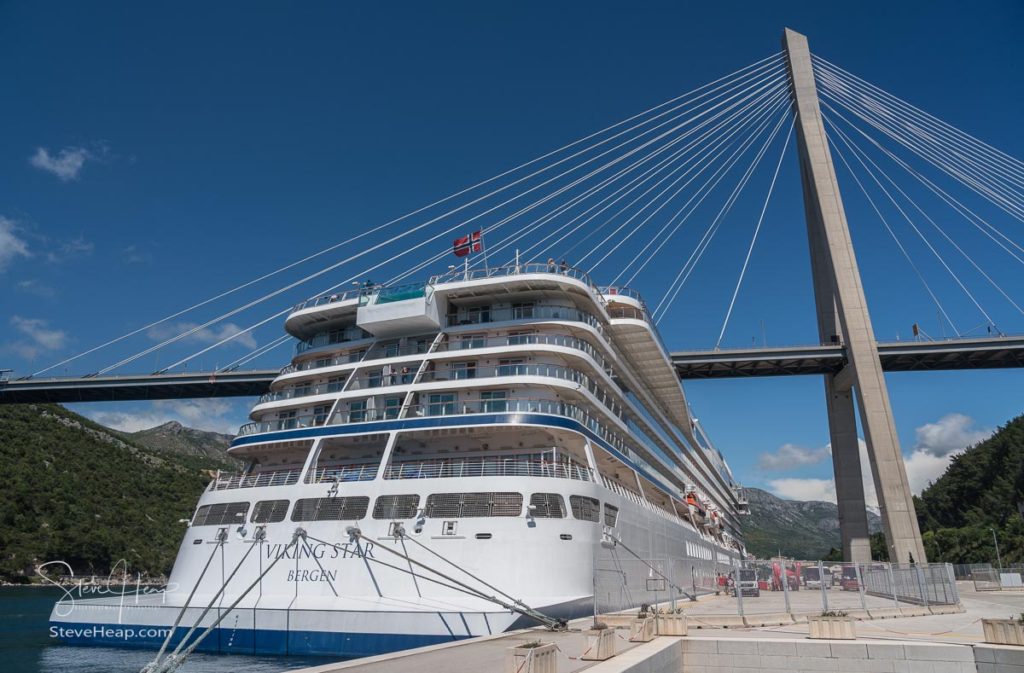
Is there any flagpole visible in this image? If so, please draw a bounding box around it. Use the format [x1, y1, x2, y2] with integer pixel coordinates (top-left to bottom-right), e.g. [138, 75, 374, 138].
[480, 225, 491, 275]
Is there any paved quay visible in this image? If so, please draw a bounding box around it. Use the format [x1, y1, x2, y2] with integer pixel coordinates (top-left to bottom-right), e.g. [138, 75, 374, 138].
[290, 584, 1024, 672]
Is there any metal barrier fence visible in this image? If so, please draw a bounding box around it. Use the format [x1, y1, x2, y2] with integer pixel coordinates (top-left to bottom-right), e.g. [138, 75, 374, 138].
[968, 564, 1024, 591]
[591, 553, 960, 620]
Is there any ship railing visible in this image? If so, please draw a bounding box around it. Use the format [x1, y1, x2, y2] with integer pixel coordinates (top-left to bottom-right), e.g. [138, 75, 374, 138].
[291, 288, 364, 313]
[238, 412, 329, 436]
[606, 306, 670, 356]
[283, 332, 612, 378]
[257, 381, 346, 404]
[296, 329, 371, 354]
[305, 463, 378, 484]
[598, 285, 646, 302]
[384, 457, 592, 481]
[446, 304, 605, 335]
[429, 261, 598, 290]
[210, 467, 302, 490]
[436, 333, 609, 369]
[239, 396, 669, 495]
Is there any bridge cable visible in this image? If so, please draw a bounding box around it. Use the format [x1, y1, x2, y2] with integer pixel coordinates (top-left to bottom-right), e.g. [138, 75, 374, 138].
[812, 56, 1024, 189]
[819, 102, 1024, 266]
[137, 73, 792, 373]
[580, 88, 791, 272]
[823, 112, 1001, 331]
[813, 58, 1024, 194]
[822, 114, 961, 336]
[653, 103, 794, 322]
[579, 88, 791, 270]
[498, 83, 792, 269]
[814, 65, 1024, 222]
[715, 117, 795, 349]
[453, 78, 792, 280]
[824, 108, 1024, 319]
[652, 104, 794, 322]
[617, 96, 792, 286]
[36, 54, 783, 377]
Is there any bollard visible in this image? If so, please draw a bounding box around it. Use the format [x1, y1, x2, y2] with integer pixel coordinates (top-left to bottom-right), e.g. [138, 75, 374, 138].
[818, 560, 828, 613]
[854, 563, 867, 611]
[887, 563, 899, 609]
[735, 566, 745, 617]
[781, 561, 792, 615]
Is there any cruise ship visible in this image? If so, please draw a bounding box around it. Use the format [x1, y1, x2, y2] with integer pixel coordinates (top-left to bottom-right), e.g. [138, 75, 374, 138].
[49, 262, 748, 658]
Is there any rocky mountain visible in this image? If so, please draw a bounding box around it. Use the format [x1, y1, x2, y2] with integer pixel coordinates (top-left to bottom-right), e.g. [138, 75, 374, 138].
[129, 420, 239, 465]
[742, 487, 882, 560]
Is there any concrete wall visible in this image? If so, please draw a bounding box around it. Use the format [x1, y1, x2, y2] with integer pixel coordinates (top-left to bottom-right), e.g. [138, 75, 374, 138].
[679, 637, 1024, 673]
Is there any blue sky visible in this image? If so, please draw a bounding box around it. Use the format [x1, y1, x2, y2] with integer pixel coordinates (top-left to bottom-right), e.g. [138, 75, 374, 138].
[2, 1, 1022, 502]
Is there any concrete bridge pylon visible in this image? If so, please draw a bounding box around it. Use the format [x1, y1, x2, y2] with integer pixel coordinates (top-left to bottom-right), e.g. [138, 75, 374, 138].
[782, 28, 927, 564]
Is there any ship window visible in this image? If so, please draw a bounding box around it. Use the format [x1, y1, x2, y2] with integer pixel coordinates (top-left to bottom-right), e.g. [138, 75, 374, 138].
[497, 359, 524, 376]
[367, 369, 383, 388]
[463, 306, 490, 324]
[383, 397, 402, 419]
[192, 502, 250, 526]
[425, 492, 523, 518]
[512, 302, 535, 319]
[480, 390, 507, 413]
[348, 400, 367, 422]
[529, 493, 565, 518]
[348, 349, 366, 363]
[291, 497, 369, 522]
[459, 334, 485, 349]
[382, 341, 400, 358]
[604, 504, 619, 527]
[251, 500, 289, 524]
[451, 361, 477, 380]
[373, 494, 420, 519]
[427, 393, 456, 416]
[569, 495, 600, 522]
[313, 405, 330, 426]
[507, 331, 536, 345]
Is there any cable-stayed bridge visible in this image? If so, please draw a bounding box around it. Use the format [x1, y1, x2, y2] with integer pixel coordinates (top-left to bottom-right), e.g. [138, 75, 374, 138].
[4, 334, 1023, 403]
[3, 29, 1023, 565]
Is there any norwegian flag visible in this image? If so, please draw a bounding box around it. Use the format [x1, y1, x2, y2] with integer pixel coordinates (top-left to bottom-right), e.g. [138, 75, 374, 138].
[453, 230, 483, 257]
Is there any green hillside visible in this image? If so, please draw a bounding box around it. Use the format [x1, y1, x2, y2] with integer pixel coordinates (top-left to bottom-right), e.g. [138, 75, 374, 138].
[916, 413, 1024, 564]
[0, 404, 231, 581]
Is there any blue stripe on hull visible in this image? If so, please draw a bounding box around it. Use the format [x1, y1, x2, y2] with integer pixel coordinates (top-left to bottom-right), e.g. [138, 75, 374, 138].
[49, 622, 464, 657]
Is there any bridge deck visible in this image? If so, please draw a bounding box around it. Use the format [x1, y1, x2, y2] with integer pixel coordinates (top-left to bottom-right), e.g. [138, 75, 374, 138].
[1, 337, 1021, 404]
[672, 336, 1024, 379]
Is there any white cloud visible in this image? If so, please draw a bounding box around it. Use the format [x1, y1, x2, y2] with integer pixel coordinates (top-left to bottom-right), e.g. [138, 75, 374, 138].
[16, 279, 56, 298]
[0, 217, 31, 271]
[8, 315, 68, 360]
[759, 442, 831, 470]
[45, 235, 94, 263]
[767, 477, 836, 503]
[913, 413, 991, 456]
[30, 146, 91, 181]
[147, 322, 258, 350]
[767, 414, 993, 504]
[89, 399, 242, 435]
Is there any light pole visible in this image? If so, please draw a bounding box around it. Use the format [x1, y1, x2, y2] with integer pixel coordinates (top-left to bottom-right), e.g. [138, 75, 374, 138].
[991, 528, 1003, 573]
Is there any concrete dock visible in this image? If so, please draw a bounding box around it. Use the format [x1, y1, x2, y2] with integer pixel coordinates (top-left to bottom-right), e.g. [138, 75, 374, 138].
[289, 583, 1024, 672]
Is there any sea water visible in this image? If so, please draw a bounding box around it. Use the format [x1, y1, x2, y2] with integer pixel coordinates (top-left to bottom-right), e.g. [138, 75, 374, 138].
[0, 587, 338, 673]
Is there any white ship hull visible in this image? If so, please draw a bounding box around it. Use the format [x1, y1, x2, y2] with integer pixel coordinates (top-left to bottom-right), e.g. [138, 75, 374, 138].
[50, 475, 738, 656]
